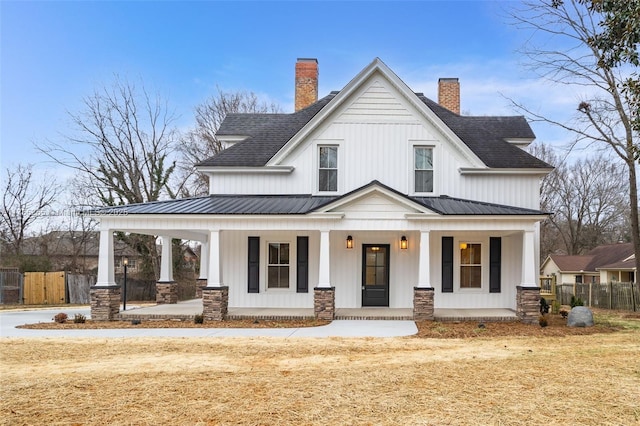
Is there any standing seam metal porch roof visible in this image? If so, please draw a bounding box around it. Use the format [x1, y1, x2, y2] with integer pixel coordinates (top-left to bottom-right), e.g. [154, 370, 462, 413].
[85, 191, 547, 217]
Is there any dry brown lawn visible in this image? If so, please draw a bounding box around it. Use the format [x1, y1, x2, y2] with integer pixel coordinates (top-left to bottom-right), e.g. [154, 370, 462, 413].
[2, 313, 640, 425]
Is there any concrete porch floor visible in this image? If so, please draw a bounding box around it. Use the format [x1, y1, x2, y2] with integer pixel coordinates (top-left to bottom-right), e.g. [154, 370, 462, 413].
[115, 299, 517, 322]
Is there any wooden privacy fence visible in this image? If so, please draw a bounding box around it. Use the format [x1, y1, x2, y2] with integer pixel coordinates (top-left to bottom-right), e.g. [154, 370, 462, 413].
[67, 273, 96, 304]
[556, 282, 638, 311]
[2, 271, 156, 304]
[24, 271, 66, 305]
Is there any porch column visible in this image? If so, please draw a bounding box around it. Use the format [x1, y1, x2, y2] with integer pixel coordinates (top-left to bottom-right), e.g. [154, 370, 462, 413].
[314, 230, 335, 320]
[317, 230, 331, 288]
[517, 230, 540, 324]
[202, 230, 228, 321]
[206, 230, 222, 288]
[414, 231, 434, 321]
[521, 230, 537, 287]
[417, 231, 431, 288]
[91, 229, 120, 321]
[196, 239, 209, 298]
[156, 235, 177, 304]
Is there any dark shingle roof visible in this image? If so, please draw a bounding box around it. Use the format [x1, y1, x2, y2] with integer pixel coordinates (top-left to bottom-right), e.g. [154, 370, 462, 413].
[416, 95, 549, 168]
[549, 255, 595, 272]
[548, 243, 635, 272]
[585, 243, 634, 270]
[198, 88, 551, 169]
[197, 92, 338, 167]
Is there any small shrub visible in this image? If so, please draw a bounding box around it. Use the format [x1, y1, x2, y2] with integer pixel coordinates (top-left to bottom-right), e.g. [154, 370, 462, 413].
[570, 296, 584, 308]
[53, 313, 68, 324]
[194, 313, 204, 324]
[73, 313, 86, 324]
[551, 300, 561, 315]
[539, 315, 549, 328]
[539, 297, 550, 314]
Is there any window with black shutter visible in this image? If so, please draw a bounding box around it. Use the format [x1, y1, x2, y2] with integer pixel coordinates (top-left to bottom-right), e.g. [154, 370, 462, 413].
[489, 237, 502, 293]
[247, 236, 260, 293]
[442, 236, 453, 293]
[296, 236, 309, 293]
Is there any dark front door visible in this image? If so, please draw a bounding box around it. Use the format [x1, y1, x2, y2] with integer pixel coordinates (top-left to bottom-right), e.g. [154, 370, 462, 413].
[362, 244, 390, 306]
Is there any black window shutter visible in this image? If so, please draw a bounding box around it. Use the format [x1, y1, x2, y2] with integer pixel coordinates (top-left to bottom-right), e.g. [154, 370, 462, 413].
[442, 236, 454, 293]
[248, 237, 260, 293]
[489, 237, 502, 293]
[296, 236, 309, 293]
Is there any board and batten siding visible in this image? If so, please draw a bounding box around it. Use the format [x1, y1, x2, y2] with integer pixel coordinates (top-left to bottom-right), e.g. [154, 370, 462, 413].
[221, 229, 418, 309]
[218, 228, 520, 310]
[429, 231, 521, 310]
[207, 77, 541, 210]
[222, 230, 317, 308]
[330, 231, 418, 309]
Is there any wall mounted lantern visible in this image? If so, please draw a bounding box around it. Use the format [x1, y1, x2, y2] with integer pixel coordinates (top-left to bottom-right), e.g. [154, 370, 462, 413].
[346, 235, 353, 249]
[459, 242, 468, 250]
[400, 236, 408, 250]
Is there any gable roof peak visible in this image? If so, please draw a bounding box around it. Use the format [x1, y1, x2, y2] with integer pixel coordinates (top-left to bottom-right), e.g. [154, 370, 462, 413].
[202, 58, 551, 170]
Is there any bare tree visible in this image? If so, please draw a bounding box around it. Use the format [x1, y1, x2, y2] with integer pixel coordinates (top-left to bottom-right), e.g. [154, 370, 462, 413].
[510, 0, 639, 277]
[530, 143, 628, 257]
[0, 164, 59, 257]
[38, 76, 181, 279]
[178, 87, 281, 196]
[59, 176, 99, 273]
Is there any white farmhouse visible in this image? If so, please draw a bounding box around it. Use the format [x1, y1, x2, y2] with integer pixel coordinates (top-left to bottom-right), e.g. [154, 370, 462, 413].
[89, 58, 552, 323]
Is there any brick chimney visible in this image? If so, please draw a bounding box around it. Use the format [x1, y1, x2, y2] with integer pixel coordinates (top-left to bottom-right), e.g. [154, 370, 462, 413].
[295, 58, 318, 111]
[438, 78, 460, 114]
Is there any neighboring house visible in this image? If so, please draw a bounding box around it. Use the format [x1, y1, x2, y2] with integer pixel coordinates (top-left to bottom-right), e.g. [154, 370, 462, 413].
[88, 58, 553, 322]
[20, 231, 198, 274]
[541, 242, 636, 284]
[20, 231, 139, 273]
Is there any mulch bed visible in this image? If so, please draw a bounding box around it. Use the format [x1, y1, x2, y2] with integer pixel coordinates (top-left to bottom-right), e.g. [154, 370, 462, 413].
[17, 318, 330, 330]
[414, 313, 622, 338]
[17, 310, 637, 338]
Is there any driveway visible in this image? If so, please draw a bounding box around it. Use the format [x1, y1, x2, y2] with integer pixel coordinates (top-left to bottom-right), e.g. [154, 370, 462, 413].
[0, 307, 418, 338]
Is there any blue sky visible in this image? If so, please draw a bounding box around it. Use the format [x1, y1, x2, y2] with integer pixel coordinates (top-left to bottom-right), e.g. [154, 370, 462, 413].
[1, 0, 578, 176]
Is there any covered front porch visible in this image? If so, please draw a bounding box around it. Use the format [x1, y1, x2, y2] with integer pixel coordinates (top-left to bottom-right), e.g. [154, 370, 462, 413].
[87, 182, 545, 324]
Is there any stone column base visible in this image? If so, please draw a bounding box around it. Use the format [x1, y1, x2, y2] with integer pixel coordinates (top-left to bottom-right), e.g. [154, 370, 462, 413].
[517, 286, 541, 324]
[202, 286, 229, 321]
[413, 287, 435, 321]
[196, 279, 207, 298]
[156, 282, 178, 304]
[90, 286, 121, 321]
[314, 287, 335, 320]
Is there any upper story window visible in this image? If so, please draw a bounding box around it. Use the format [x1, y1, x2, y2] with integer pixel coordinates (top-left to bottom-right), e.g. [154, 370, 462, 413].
[319, 146, 338, 192]
[460, 242, 481, 289]
[414, 147, 433, 193]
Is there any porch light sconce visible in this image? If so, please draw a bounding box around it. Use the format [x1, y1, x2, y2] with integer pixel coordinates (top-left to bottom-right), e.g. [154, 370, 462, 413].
[400, 236, 408, 250]
[459, 242, 468, 250]
[346, 235, 353, 249]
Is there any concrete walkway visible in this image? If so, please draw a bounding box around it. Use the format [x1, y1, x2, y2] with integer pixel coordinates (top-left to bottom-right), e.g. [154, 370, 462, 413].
[0, 307, 418, 339]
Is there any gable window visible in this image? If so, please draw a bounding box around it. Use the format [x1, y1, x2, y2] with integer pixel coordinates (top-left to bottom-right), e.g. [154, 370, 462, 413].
[268, 242, 290, 289]
[460, 243, 481, 288]
[319, 146, 338, 192]
[414, 147, 433, 193]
